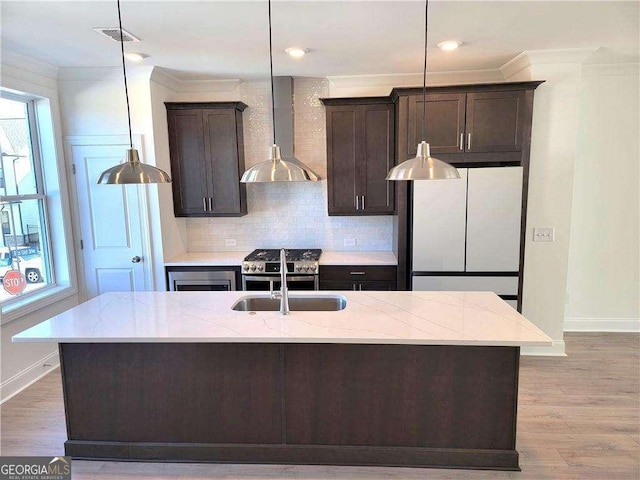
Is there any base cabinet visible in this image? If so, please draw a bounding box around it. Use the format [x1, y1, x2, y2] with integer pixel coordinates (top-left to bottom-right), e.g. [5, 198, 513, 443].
[61, 342, 521, 470]
[319, 265, 397, 291]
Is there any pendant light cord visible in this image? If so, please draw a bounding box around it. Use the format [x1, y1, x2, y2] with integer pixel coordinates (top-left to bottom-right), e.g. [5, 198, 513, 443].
[268, 0, 276, 146]
[422, 0, 429, 141]
[117, 0, 133, 149]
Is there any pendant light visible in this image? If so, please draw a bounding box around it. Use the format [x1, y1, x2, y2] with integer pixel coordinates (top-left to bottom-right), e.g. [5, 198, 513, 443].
[97, 0, 171, 184]
[240, 0, 319, 183]
[386, 0, 460, 181]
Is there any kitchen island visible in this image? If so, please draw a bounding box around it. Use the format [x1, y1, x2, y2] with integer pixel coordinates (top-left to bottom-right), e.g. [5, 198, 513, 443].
[13, 291, 551, 470]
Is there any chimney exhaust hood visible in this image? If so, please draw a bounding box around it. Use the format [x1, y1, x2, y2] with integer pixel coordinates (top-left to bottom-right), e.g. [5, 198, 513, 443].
[240, 76, 320, 183]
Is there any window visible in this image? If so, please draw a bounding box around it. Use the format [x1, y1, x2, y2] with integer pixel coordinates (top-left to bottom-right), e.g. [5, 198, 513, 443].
[0, 94, 54, 304]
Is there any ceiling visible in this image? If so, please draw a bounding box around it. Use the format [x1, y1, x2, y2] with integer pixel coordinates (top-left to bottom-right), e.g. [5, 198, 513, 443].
[2, 1, 638, 80]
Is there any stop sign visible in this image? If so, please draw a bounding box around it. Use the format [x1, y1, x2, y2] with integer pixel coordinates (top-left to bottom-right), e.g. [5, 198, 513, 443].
[3, 269, 26, 295]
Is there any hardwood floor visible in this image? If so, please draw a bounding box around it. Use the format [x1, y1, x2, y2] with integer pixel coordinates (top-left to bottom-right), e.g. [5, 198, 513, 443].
[1, 333, 638, 479]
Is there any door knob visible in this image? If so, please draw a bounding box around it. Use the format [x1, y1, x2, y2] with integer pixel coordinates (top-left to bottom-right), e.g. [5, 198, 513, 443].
[131, 256, 141, 263]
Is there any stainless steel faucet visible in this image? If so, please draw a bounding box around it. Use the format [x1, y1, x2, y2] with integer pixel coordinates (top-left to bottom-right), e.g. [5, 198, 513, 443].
[270, 248, 290, 315]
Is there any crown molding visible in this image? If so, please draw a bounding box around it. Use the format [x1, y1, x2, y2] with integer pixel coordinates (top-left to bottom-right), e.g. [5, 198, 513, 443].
[327, 69, 505, 96]
[500, 48, 600, 79]
[150, 68, 240, 93]
[57, 66, 154, 82]
[0, 50, 58, 80]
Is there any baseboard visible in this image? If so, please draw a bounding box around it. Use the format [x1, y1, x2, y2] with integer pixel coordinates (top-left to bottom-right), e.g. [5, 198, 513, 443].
[564, 317, 640, 332]
[0, 351, 60, 404]
[521, 340, 566, 357]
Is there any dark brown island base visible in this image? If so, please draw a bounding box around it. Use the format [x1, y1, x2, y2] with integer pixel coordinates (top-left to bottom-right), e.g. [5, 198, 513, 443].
[13, 291, 552, 471]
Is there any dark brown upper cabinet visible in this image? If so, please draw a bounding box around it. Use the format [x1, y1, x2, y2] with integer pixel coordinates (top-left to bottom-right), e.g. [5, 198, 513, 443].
[320, 97, 395, 216]
[393, 82, 543, 166]
[166, 102, 248, 217]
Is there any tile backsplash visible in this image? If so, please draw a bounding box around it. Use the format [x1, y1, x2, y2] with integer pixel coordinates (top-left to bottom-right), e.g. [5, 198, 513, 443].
[186, 78, 393, 252]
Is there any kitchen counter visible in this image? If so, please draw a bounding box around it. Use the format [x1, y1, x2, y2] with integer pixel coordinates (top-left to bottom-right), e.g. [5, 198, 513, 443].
[164, 251, 250, 266]
[164, 250, 397, 266]
[15, 290, 549, 470]
[320, 250, 396, 265]
[13, 290, 549, 346]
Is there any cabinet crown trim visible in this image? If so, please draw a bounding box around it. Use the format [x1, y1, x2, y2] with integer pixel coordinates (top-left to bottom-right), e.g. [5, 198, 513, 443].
[320, 96, 395, 106]
[390, 81, 545, 100]
[165, 101, 248, 111]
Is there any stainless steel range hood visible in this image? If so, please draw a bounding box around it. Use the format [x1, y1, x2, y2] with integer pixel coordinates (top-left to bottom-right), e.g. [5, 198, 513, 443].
[240, 77, 320, 183]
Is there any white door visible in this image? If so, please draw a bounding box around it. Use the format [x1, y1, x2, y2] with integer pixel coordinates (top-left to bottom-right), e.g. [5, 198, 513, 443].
[67, 136, 151, 299]
[466, 166, 523, 272]
[412, 169, 468, 272]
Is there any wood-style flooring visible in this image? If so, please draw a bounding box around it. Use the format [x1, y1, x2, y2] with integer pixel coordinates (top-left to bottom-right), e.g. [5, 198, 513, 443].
[1, 333, 638, 479]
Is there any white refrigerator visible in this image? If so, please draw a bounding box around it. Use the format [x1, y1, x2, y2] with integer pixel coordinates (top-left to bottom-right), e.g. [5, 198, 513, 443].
[411, 166, 523, 310]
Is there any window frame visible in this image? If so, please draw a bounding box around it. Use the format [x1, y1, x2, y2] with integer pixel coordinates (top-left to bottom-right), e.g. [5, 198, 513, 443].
[0, 89, 76, 322]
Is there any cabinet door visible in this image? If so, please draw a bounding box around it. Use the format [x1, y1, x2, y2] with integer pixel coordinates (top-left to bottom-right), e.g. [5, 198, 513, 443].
[412, 169, 468, 272]
[167, 109, 209, 216]
[204, 110, 245, 215]
[319, 280, 357, 291]
[361, 104, 394, 214]
[466, 167, 523, 272]
[408, 93, 466, 154]
[465, 91, 526, 152]
[326, 106, 358, 215]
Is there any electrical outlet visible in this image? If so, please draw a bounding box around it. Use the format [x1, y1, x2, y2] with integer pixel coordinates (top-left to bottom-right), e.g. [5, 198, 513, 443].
[225, 239, 237, 247]
[343, 238, 356, 247]
[533, 227, 554, 242]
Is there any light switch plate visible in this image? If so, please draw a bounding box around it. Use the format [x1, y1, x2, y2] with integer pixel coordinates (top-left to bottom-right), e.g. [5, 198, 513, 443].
[225, 239, 237, 247]
[343, 238, 356, 247]
[533, 227, 554, 242]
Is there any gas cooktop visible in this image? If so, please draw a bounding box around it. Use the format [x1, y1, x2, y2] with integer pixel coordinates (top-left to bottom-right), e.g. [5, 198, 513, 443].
[244, 249, 322, 262]
[242, 249, 322, 274]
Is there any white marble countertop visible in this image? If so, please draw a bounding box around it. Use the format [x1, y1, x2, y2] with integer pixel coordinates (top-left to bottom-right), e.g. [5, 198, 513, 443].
[165, 251, 397, 267]
[164, 252, 250, 266]
[320, 251, 397, 266]
[13, 291, 551, 347]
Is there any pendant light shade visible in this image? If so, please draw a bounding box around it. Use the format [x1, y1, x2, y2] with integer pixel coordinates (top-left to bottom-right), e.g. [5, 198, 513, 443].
[240, 145, 319, 182]
[240, 0, 318, 184]
[97, 0, 171, 185]
[386, 0, 459, 182]
[386, 142, 460, 180]
[97, 149, 172, 184]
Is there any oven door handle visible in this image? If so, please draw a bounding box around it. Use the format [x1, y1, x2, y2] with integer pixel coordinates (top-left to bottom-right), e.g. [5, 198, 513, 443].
[243, 275, 316, 283]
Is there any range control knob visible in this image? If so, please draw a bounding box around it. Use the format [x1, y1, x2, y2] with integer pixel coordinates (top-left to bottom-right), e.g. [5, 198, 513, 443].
[242, 264, 248, 271]
[309, 265, 316, 272]
[296, 266, 302, 272]
[250, 265, 256, 272]
[257, 265, 264, 272]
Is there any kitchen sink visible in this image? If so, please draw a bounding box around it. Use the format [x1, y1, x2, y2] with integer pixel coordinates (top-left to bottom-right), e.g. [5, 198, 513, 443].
[232, 295, 347, 312]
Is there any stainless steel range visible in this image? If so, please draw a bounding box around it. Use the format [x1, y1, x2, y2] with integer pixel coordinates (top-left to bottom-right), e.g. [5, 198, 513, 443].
[242, 249, 321, 291]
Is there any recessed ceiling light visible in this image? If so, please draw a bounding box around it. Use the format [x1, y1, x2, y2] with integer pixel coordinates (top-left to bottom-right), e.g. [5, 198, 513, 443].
[124, 52, 148, 62]
[437, 40, 462, 51]
[285, 47, 309, 58]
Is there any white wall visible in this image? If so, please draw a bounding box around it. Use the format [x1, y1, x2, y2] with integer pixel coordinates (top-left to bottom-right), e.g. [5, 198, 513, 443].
[565, 64, 640, 331]
[0, 52, 79, 402]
